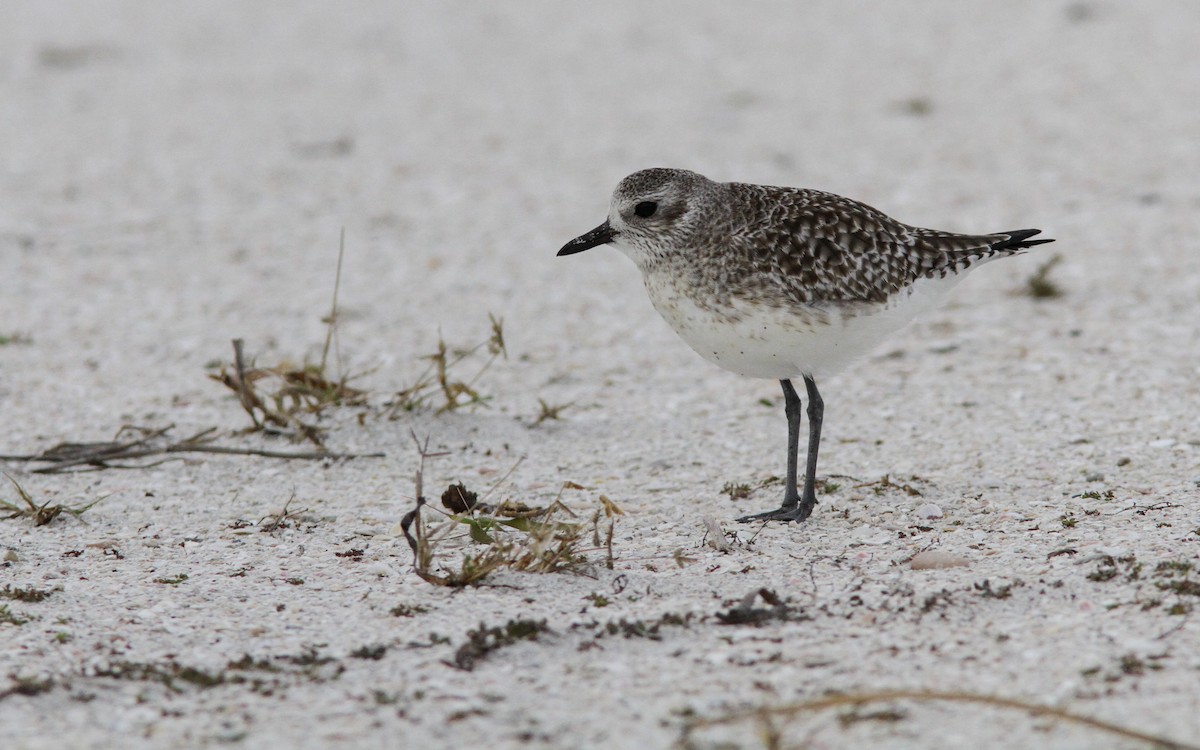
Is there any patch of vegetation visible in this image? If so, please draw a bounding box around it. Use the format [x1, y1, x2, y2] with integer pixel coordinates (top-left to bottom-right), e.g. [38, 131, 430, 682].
[350, 644, 387, 660]
[386, 314, 506, 414]
[722, 475, 812, 502]
[590, 612, 693, 641]
[1, 475, 106, 526]
[1152, 559, 1199, 613]
[0, 585, 56, 602]
[1084, 555, 1197, 614]
[974, 579, 1022, 599]
[1024, 253, 1065, 299]
[209, 236, 366, 446]
[92, 660, 224, 691]
[1154, 560, 1192, 576]
[402, 438, 620, 586]
[452, 619, 550, 671]
[0, 675, 54, 700]
[153, 574, 189, 585]
[89, 646, 345, 696]
[583, 592, 610, 608]
[857, 474, 924, 497]
[897, 96, 933, 116]
[390, 603, 429, 618]
[209, 339, 366, 447]
[722, 482, 753, 501]
[921, 590, 954, 614]
[715, 588, 808, 626]
[1059, 513, 1077, 528]
[0, 332, 32, 346]
[1083, 652, 1169, 684]
[1086, 554, 1141, 583]
[532, 398, 573, 426]
[0, 604, 30, 626]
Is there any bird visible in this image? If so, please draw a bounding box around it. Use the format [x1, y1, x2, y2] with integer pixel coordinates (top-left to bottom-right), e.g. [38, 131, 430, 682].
[558, 168, 1053, 524]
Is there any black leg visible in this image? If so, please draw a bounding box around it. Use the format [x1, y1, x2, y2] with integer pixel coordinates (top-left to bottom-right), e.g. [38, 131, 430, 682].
[780, 379, 803, 509]
[737, 377, 820, 524]
[800, 374, 823, 512]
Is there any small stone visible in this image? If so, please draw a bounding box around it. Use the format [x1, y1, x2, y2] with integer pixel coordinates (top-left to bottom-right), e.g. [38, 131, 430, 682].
[910, 550, 970, 570]
[915, 503, 943, 520]
[703, 517, 732, 552]
[3, 550, 18, 562]
[1116, 457, 1131, 467]
[1084, 471, 1104, 482]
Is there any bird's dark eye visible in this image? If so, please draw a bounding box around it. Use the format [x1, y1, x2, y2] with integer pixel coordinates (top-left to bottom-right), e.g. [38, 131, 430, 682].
[634, 201, 658, 218]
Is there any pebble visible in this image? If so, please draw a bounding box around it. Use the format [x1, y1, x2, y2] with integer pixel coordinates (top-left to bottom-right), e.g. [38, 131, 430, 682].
[702, 517, 732, 552]
[915, 503, 943, 520]
[910, 550, 970, 570]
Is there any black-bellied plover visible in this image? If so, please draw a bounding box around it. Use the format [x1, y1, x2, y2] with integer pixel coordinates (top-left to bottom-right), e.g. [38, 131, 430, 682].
[558, 168, 1053, 524]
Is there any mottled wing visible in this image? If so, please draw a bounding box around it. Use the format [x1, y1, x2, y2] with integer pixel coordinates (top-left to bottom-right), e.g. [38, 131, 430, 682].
[730, 184, 1050, 304]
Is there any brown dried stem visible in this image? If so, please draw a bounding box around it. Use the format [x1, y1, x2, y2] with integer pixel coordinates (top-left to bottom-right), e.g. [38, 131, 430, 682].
[677, 689, 1198, 750]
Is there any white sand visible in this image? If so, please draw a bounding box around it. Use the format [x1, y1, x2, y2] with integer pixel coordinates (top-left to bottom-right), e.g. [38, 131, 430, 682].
[3, 2, 1199, 748]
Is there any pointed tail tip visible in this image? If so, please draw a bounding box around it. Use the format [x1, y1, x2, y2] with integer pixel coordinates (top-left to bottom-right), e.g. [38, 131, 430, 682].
[1000, 228, 1055, 250]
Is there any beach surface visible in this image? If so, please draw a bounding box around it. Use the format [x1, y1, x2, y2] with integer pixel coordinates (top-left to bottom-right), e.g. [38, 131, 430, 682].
[2, 2, 1199, 748]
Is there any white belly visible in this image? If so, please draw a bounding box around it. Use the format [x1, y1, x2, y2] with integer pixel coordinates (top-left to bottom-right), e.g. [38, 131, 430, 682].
[642, 271, 967, 379]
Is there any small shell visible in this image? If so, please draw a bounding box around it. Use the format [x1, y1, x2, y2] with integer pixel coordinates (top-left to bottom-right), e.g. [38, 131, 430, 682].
[910, 550, 970, 570]
[915, 503, 944, 520]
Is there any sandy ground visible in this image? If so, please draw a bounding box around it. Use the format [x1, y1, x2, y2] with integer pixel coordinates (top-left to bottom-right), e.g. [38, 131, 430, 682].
[3, 2, 1200, 748]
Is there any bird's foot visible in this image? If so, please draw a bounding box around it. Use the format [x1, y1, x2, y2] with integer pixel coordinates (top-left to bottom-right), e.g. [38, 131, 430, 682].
[736, 498, 815, 524]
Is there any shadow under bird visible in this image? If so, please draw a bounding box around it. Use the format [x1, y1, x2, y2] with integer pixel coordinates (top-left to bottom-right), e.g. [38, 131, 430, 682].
[558, 168, 1053, 524]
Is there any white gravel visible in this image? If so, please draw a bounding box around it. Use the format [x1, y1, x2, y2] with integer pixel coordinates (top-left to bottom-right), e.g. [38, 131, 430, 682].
[2, 2, 1199, 749]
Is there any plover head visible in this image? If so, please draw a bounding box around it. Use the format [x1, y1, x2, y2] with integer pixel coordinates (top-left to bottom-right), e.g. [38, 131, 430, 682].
[558, 168, 712, 267]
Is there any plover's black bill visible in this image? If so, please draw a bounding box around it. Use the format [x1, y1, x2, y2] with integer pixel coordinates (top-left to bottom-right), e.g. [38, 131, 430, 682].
[558, 220, 615, 256]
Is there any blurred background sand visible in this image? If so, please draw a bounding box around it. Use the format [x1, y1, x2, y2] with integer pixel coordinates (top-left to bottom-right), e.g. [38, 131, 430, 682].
[2, 3, 1199, 748]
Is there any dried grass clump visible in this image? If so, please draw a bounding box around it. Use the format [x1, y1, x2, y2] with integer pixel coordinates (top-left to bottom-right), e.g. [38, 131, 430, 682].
[400, 436, 620, 586]
[387, 314, 506, 415]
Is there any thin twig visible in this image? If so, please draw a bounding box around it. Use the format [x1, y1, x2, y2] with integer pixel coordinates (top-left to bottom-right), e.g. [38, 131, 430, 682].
[232, 338, 263, 428]
[679, 689, 1198, 750]
[319, 229, 345, 376]
[2, 425, 383, 473]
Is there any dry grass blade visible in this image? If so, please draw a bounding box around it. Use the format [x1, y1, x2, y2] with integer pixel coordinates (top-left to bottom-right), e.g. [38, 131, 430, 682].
[676, 689, 1199, 750]
[319, 228, 346, 376]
